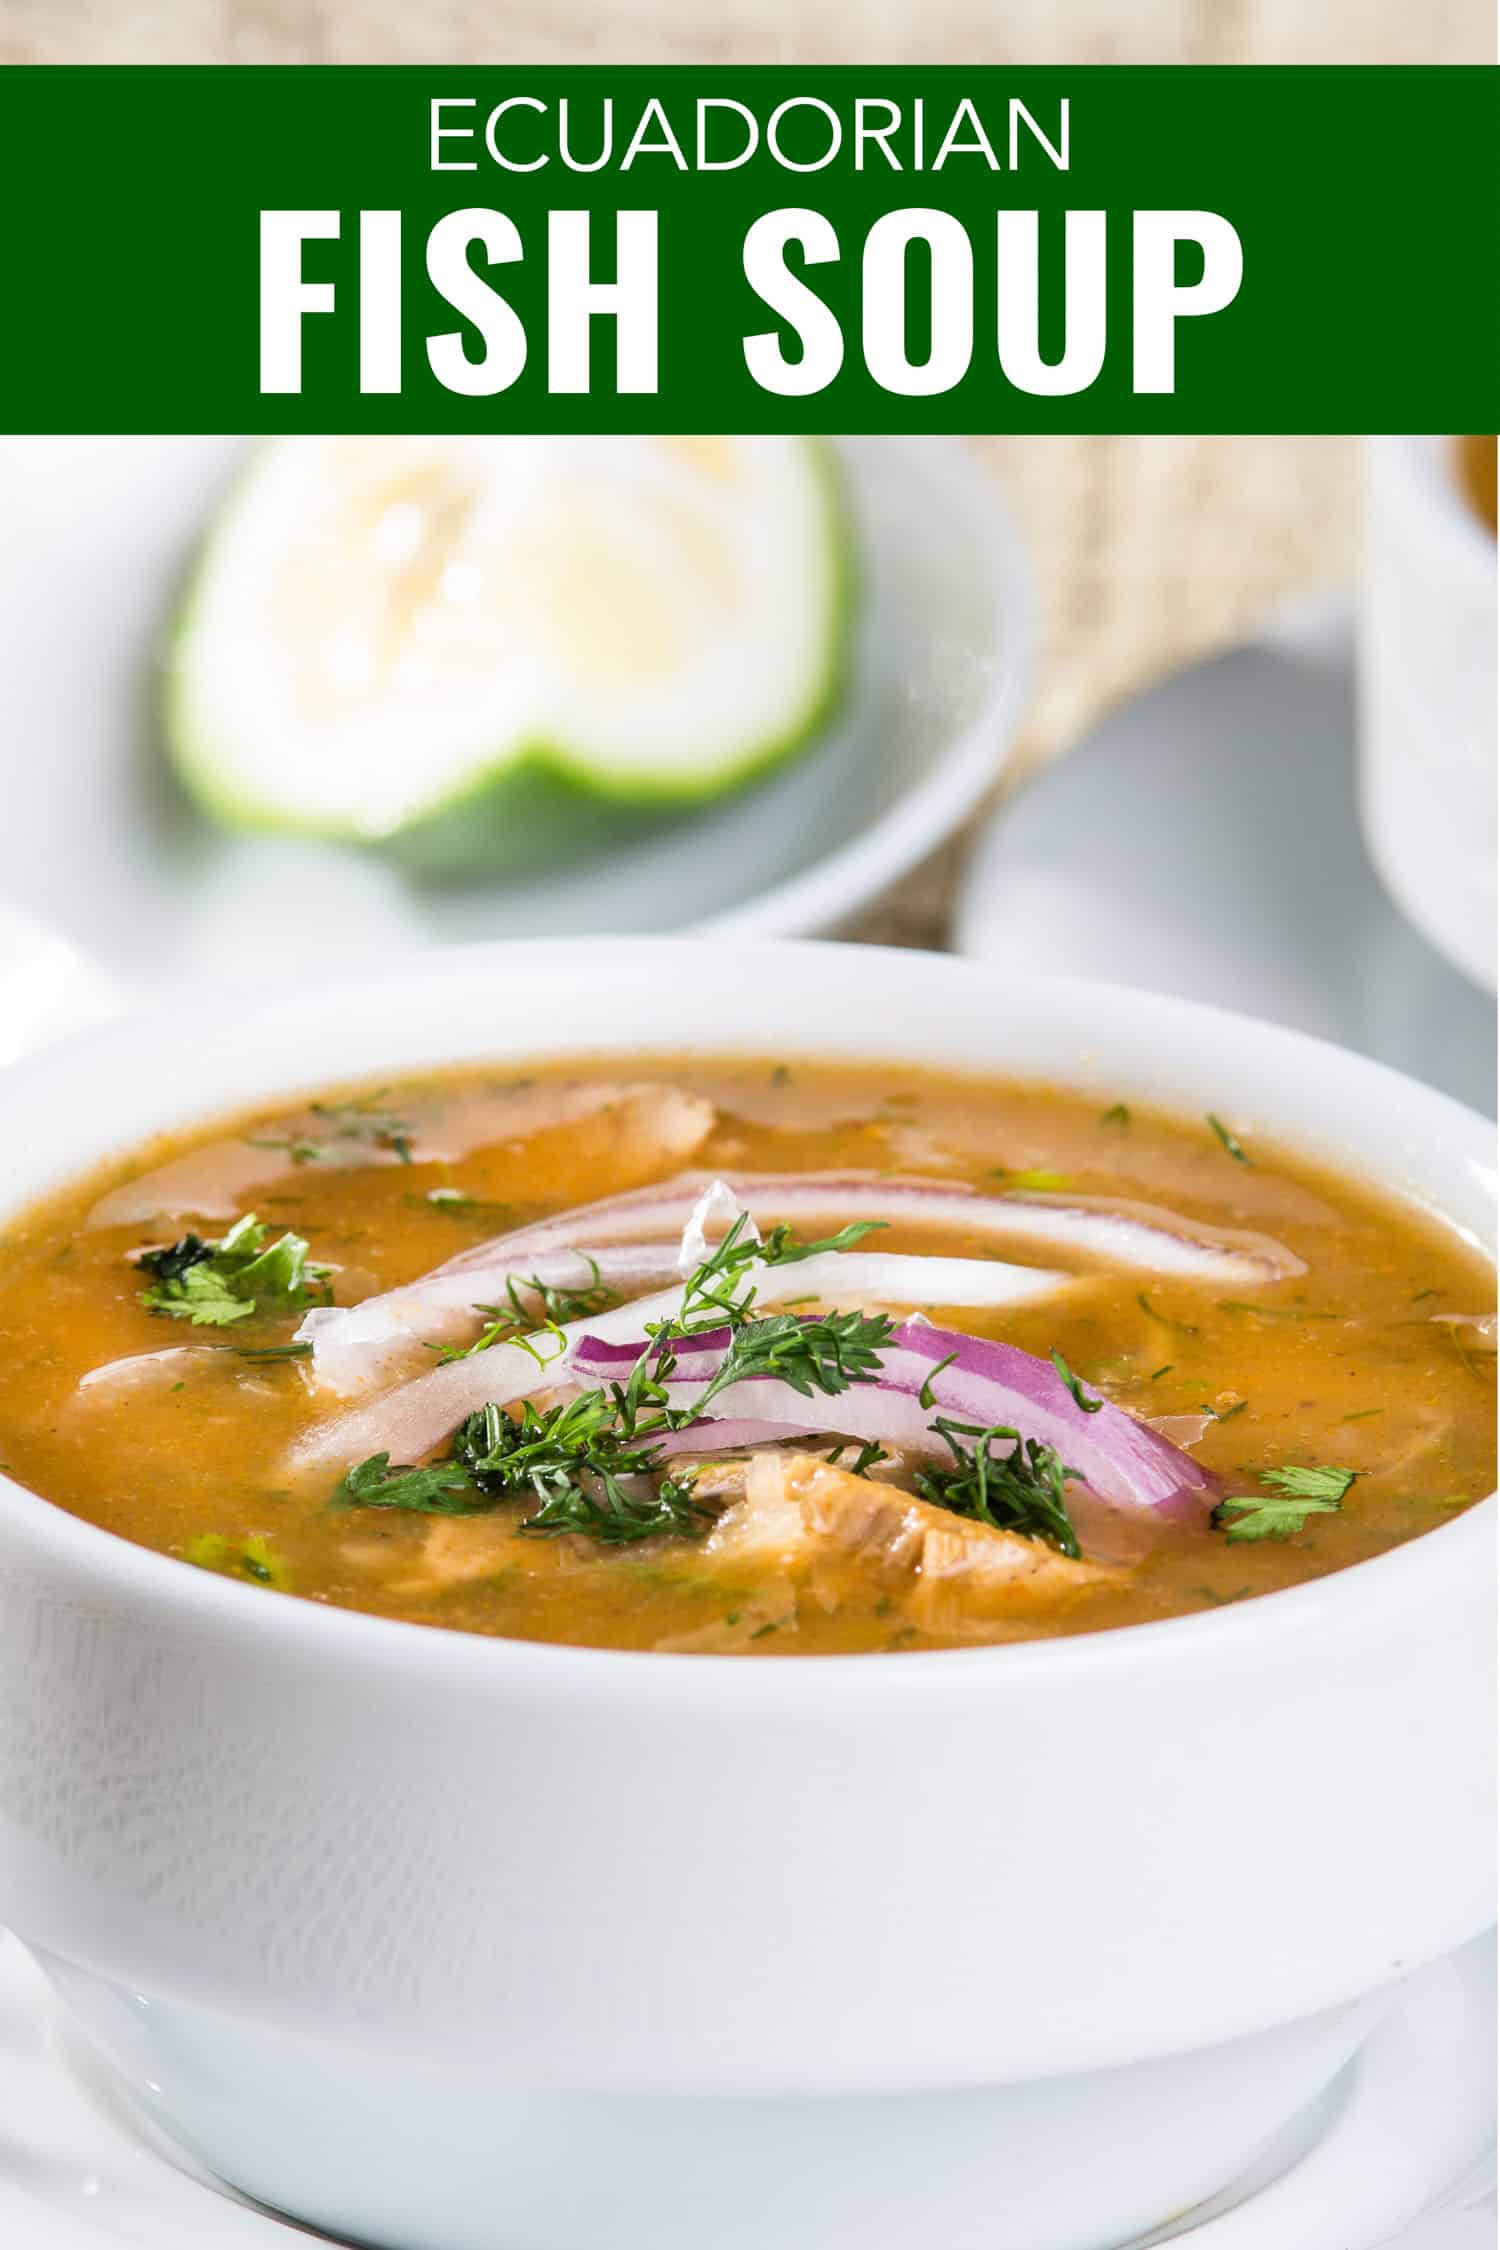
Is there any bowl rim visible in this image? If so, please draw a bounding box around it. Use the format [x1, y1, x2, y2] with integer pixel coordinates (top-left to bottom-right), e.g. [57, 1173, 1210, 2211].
[0, 937, 1491, 1707]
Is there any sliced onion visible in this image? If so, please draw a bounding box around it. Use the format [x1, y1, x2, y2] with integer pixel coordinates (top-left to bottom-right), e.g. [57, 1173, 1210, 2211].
[299, 1244, 688, 1400]
[435, 1170, 1302, 1284]
[304, 1241, 1067, 1402]
[653, 1419, 829, 1458]
[293, 1252, 1068, 1472]
[303, 1159, 1297, 1406]
[579, 1316, 1219, 1524]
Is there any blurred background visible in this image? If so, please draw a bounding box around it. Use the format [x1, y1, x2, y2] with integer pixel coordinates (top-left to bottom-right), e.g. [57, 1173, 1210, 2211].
[1, 0, 1489, 65]
[5, 2, 1490, 947]
[0, 1, 1492, 1104]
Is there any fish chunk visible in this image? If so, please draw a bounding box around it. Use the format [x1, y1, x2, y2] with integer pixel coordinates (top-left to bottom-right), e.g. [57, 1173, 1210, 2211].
[88, 1081, 714, 1231]
[707, 1453, 1118, 1630]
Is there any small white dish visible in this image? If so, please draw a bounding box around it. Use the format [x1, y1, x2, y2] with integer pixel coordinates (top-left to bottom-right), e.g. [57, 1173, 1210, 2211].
[953, 608, 1497, 1117]
[0, 1930, 1490, 2250]
[0, 435, 1030, 973]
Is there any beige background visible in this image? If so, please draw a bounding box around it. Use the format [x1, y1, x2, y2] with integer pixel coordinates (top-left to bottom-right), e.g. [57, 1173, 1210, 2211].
[3, 4, 1487, 942]
[1, 0, 1489, 66]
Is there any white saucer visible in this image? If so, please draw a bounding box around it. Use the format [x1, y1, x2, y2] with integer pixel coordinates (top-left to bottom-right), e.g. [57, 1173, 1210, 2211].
[0, 435, 1029, 977]
[0, 1931, 1491, 2250]
[953, 609, 1496, 1118]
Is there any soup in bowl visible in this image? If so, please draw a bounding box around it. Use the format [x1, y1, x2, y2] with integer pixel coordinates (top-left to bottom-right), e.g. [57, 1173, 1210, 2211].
[0, 941, 1490, 2250]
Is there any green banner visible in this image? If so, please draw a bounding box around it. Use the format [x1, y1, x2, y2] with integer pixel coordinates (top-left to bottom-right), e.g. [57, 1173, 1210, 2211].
[2, 65, 1495, 431]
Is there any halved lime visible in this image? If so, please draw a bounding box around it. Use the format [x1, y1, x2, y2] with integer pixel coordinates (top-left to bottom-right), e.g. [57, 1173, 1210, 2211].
[164, 436, 851, 876]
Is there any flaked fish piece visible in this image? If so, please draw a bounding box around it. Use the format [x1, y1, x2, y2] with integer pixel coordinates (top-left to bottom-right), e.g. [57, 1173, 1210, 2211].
[706, 1454, 1119, 1630]
[907, 1521, 1113, 1636]
[701, 1451, 815, 1571]
[87, 1082, 713, 1230]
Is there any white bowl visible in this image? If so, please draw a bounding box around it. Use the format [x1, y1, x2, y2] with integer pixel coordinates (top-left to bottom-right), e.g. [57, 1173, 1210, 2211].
[0, 941, 1491, 2250]
[1357, 436, 1497, 993]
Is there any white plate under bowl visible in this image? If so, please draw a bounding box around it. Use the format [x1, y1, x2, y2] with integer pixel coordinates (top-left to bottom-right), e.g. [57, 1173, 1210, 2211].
[0, 435, 1030, 978]
[0, 1931, 1490, 2250]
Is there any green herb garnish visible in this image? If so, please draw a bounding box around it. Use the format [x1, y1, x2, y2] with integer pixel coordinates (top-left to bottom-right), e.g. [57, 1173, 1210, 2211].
[1206, 1114, 1252, 1165]
[918, 1349, 959, 1409]
[184, 1532, 290, 1588]
[408, 1188, 517, 1223]
[631, 1212, 896, 1422]
[336, 1213, 894, 1550]
[443, 1397, 710, 1545]
[826, 1440, 890, 1476]
[1214, 1463, 1356, 1542]
[1050, 1348, 1103, 1413]
[1100, 1103, 1131, 1127]
[761, 1219, 886, 1264]
[435, 1259, 623, 1363]
[694, 1306, 895, 1414]
[137, 1215, 329, 1328]
[246, 1088, 416, 1168]
[913, 1418, 1081, 1557]
[334, 1452, 487, 1516]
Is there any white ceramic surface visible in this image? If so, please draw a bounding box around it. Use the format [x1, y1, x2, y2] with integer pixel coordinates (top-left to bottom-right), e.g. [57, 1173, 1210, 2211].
[0, 942, 1491, 2250]
[952, 607, 1498, 1119]
[0, 435, 1030, 968]
[1357, 435, 1497, 993]
[0, 1932, 1492, 2250]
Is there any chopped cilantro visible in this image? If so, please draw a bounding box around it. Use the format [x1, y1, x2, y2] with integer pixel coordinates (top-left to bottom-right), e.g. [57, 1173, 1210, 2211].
[1214, 1463, 1357, 1542]
[136, 1214, 328, 1328]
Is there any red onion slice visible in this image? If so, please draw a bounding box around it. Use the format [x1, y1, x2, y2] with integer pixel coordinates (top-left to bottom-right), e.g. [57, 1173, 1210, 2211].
[577, 1317, 1219, 1525]
[433, 1170, 1302, 1284]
